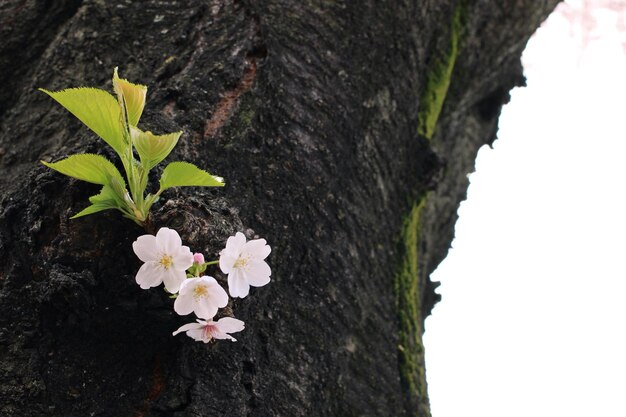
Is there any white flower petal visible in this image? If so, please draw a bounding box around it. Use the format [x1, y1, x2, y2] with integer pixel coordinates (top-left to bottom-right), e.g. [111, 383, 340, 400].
[186, 327, 211, 342]
[242, 239, 271, 260]
[198, 276, 215, 285]
[173, 246, 194, 270]
[195, 300, 218, 320]
[245, 260, 271, 287]
[207, 279, 229, 308]
[156, 227, 182, 253]
[133, 235, 158, 263]
[172, 322, 204, 336]
[224, 232, 247, 255]
[135, 262, 164, 289]
[219, 253, 237, 274]
[228, 268, 250, 298]
[162, 268, 186, 293]
[211, 328, 236, 341]
[174, 292, 195, 316]
[216, 317, 245, 334]
[178, 277, 195, 295]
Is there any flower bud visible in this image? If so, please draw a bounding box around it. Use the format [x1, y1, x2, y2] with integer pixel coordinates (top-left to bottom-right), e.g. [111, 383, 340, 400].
[193, 253, 205, 265]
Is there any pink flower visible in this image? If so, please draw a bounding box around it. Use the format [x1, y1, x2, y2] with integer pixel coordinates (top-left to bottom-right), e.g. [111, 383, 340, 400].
[172, 317, 245, 342]
[219, 232, 271, 298]
[193, 252, 205, 264]
[132, 227, 193, 293]
[173, 276, 228, 319]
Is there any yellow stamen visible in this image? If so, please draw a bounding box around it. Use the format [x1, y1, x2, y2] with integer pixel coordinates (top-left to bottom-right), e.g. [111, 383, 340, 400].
[159, 254, 173, 270]
[193, 285, 208, 298]
[234, 255, 250, 269]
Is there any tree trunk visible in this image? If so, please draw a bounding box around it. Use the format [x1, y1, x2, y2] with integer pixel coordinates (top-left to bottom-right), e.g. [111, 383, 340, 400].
[0, 1, 558, 416]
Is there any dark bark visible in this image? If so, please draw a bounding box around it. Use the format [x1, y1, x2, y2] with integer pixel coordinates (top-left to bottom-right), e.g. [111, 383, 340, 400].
[0, 1, 558, 416]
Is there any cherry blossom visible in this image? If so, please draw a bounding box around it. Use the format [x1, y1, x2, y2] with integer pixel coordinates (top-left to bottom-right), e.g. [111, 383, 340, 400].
[173, 276, 228, 319]
[219, 232, 271, 298]
[132, 227, 193, 293]
[172, 317, 245, 342]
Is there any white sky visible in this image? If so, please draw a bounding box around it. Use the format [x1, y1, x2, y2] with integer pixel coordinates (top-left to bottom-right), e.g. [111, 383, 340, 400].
[424, 1, 626, 416]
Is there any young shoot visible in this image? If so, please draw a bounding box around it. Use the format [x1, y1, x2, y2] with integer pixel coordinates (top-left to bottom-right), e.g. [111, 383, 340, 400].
[40, 68, 224, 226]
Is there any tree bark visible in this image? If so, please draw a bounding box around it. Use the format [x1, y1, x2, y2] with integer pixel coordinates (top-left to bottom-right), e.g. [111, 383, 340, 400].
[0, 1, 558, 416]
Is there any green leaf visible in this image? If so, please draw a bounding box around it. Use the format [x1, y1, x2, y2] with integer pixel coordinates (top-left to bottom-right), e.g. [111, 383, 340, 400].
[70, 185, 120, 219]
[109, 175, 133, 206]
[42, 154, 125, 187]
[159, 162, 224, 191]
[70, 202, 116, 218]
[39, 87, 126, 157]
[130, 126, 181, 170]
[113, 68, 147, 127]
[89, 184, 121, 205]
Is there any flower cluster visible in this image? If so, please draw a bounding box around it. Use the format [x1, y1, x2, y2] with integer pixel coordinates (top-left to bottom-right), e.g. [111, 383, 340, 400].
[132, 228, 271, 343]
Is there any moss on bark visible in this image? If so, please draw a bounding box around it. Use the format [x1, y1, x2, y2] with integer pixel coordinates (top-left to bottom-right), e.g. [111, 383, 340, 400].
[418, 2, 466, 140]
[396, 198, 430, 417]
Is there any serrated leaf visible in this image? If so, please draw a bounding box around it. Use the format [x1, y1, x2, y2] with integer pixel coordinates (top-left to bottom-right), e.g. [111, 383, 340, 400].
[42, 154, 125, 187]
[89, 185, 121, 205]
[71, 185, 120, 219]
[39, 87, 126, 157]
[130, 126, 181, 170]
[113, 68, 147, 127]
[159, 162, 224, 191]
[70, 202, 117, 219]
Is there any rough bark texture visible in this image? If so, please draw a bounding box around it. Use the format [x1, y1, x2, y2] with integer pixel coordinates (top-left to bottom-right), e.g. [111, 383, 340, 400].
[0, 1, 558, 416]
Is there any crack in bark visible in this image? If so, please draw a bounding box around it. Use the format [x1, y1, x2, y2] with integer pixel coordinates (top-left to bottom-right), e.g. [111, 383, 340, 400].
[203, 0, 266, 139]
[203, 56, 258, 139]
[135, 355, 166, 417]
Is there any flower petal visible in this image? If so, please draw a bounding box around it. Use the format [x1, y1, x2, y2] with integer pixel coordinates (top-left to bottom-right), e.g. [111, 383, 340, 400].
[162, 268, 186, 293]
[186, 327, 211, 342]
[173, 246, 194, 270]
[207, 279, 229, 308]
[242, 239, 271, 260]
[219, 253, 237, 274]
[174, 292, 195, 316]
[156, 227, 182, 253]
[228, 268, 250, 298]
[172, 322, 204, 336]
[211, 328, 236, 341]
[195, 299, 218, 320]
[223, 232, 246, 256]
[178, 277, 195, 295]
[216, 317, 245, 334]
[133, 235, 158, 262]
[245, 260, 271, 287]
[135, 262, 164, 289]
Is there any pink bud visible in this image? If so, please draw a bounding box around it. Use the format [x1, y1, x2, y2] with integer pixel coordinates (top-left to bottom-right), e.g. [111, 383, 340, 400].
[193, 253, 205, 264]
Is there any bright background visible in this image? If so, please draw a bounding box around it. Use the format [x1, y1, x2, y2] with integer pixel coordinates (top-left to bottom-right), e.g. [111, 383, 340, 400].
[424, 1, 626, 416]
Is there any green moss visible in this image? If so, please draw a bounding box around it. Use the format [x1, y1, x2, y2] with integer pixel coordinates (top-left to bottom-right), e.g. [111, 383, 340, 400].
[395, 199, 430, 417]
[238, 107, 255, 127]
[418, 2, 466, 140]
